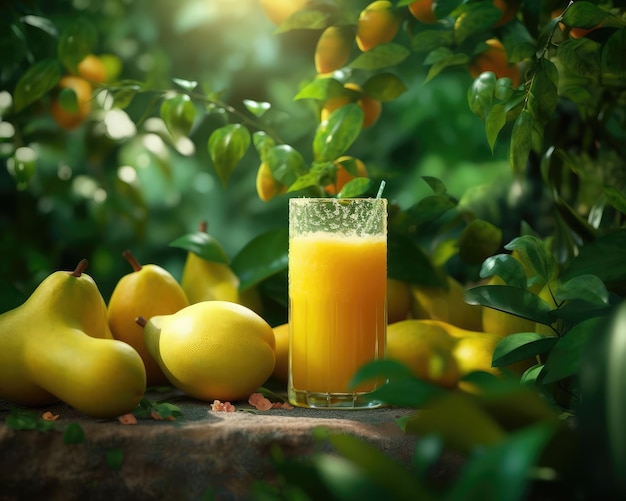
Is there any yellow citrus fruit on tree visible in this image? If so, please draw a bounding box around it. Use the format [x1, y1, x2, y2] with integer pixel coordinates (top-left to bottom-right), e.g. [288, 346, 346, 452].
[315, 25, 353, 75]
[77, 54, 107, 83]
[321, 83, 382, 128]
[408, 0, 437, 24]
[469, 39, 521, 88]
[481, 275, 538, 337]
[324, 156, 368, 195]
[493, 0, 519, 27]
[143, 301, 276, 402]
[411, 275, 484, 332]
[386, 319, 461, 389]
[271, 322, 289, 383]
[260, 0, 307, 26]
[256, 161, 286, 202]
[356, 1, 400, 52]
[387, 278, 412, 324]
[50, 75, 93, 130]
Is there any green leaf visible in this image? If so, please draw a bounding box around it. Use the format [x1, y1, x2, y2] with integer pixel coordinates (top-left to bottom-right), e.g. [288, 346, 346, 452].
[603, 185, 626, 215]
[231, 227, 288, 291]
[509, 109, 533, 173]
[527, 61, 558, 123]
[350, 359, 415, 387]
[505, 235, 557, 284]
[63, 423, 85, 444]
[412, 435, 445, 478]
[422, 176, 448, 195]
[556, 274, 609, 305]
[494, 77, 514, 101]
[294, 77, 345, 101]
[423, 47, 469, 85]
[542, 316, 605, 384]
[454, 3, 502, 44]
[364, 378, 446, 408]
[467, 71, 496, 119]
[561, 229, 626, 288]
[21, 15, 58, 37]
[243, 99, 271, 117]
[106, 448, 124, 471]
[111, 85, 139, 110]
[252, 131, 276, 163]
[57, 17, 97, 73]
[485, 103, 506, 152]
[387, 233, 445, 287]
[327, 433, 434, 500]
[411, 29, 455, 53]
[273, 7, 330, 33]
[308, 453, 390, 500]
[465, 285, 556, 325]
[492, 333, 558, 368]
[361, 73, 407, 102]
[313, 103, 363, 163]
[457, 218, 502, 265]
[160, 93, 195, 140]
[169, 231, 229, 264]
[266, 144, 307, 186]
[172, 77, 198, 92]
[579, 300, 626, 498]
[562, 1, 608, 29]
[406, 194, 456, 226]
[479, 254, 527, 290]
[601, 29, 626, 87]
[404, 392, 506, 454]
[445, 424, 555, 501]
[349, 43, 410, 70]
[13, 59, 61, 112]
[338, 178, 372, 198]
[207, 123, 251, 187]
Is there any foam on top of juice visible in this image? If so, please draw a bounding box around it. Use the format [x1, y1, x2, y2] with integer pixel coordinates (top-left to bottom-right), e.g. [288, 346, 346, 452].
[289, 198, 387, 238]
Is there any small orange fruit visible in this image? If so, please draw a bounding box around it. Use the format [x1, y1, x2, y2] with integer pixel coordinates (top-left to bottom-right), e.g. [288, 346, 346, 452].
[469, 38, 521, 88]
[493, 0, 518, 27]
[260, 0, 307, 26]
[320, 83, 382, 128]
[324, 156, 369, 195]
[356, 0, 400, 52]
[314, 25, 353, 75]
[256, 161, 286, 202]
[50, 75, 93, 130]
[408, 0, 437, 24]
[77, 54, 107, 83]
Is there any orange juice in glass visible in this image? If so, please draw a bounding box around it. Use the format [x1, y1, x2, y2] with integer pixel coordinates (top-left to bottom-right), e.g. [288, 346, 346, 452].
[288, 197, 387, 409]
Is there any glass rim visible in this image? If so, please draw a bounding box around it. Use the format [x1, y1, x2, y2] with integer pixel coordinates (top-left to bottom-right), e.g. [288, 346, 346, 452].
[289, 197, 387, 205]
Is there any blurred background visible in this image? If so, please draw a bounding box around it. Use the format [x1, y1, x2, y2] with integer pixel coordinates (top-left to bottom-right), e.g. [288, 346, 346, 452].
[1, 0, 529, 307]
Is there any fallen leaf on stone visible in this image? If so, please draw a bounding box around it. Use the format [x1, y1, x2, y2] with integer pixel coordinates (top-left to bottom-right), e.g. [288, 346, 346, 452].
[118, 413, 138, 425]
[210, 400, 236, 412]
[248, 393, 264, 406]
[254, 398, 273, 411]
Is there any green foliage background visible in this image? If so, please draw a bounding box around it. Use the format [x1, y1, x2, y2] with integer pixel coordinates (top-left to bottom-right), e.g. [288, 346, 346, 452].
[1, 0, 528, 307]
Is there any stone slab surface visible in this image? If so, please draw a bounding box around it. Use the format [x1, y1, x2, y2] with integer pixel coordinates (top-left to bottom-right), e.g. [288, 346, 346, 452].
[0, 391, 455, 500]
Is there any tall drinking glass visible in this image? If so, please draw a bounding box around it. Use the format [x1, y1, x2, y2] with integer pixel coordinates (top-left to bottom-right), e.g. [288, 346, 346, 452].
[288, 197, 387, 409]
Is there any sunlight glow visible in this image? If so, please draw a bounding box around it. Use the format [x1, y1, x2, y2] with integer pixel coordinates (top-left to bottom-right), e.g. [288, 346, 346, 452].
[104, 109, 136, 140]
[118, 165, 137, 183]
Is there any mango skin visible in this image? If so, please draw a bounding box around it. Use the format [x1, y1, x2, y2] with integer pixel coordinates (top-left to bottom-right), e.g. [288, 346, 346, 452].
[0, 268, 146, 418]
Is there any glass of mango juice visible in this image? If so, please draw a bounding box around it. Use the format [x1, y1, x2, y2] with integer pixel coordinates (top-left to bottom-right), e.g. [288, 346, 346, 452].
[288, 197, 387, 409]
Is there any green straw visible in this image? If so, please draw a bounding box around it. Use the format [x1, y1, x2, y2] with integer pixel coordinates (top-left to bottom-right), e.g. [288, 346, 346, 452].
[375, 180, 386, 199]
